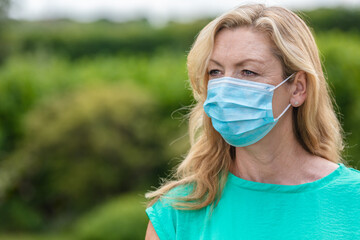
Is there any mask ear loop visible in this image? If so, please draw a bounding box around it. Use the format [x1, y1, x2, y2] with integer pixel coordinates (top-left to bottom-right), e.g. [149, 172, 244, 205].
[272, 73, 296, 121]
[272, 73, 295, 91]
[274, 104, 292, 121]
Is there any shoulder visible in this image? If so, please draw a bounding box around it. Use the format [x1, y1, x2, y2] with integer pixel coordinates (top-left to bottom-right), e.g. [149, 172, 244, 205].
[343, 164, 360, 181]
[145, 184, 195, 240]
[346, 165, 360, 174]
[333, 164, 360, 190]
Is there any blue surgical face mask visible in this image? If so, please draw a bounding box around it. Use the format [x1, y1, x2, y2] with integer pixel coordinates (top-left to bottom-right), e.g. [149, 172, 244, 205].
[203, 73, 294, 147]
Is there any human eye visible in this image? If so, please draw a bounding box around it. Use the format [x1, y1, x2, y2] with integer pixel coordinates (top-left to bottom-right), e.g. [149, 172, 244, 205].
[242, 69, 257, 76]
[208, 69, 222, 78]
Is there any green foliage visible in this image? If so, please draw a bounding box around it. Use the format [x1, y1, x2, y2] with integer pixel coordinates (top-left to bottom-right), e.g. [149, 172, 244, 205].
[316, 31, 360, 167]
[6, 19, 209, 59]
[0, 198, 44, 231]
[0, 82, 185, 231]
[0, 51, 191, 159]
[0, 51, 190, 231]
[0, 68, 37, 153]
[3, 8, 360, 62]
[301, 7, 360, 32]
[0, 0, 10, 62]
[74, 192, 148, 240]
[0, 234, 74, 240]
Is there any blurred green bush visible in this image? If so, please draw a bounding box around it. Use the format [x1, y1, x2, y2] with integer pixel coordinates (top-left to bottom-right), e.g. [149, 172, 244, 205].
[317, 31, 360, 167]
[300, 7, 360, 32]
[3, 8, 359, 61]
[0, 52, 191, 160]
[5, 19, 209, 59]
[74, 192, 148, 240]
[0, 82, 187, 231]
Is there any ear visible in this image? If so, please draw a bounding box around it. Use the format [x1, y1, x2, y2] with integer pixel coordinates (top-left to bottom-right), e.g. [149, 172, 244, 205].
[290, 71, 307, 107]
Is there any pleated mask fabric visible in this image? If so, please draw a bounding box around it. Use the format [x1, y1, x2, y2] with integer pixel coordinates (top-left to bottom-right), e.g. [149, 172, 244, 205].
[203, 74, 294, 147]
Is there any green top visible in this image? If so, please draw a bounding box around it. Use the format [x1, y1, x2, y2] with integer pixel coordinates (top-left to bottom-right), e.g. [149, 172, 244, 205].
[146, 163, 360, 239]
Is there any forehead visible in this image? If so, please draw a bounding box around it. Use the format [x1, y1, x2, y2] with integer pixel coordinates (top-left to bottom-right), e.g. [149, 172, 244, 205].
[211, 27, 275, 63]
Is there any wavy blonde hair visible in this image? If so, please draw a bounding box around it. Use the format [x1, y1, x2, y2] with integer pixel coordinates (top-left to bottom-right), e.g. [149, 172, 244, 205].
[145, 4, 345, 211]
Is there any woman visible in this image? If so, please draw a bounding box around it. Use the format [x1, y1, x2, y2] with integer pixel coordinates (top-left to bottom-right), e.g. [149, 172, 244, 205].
[145, 4, 360, 240]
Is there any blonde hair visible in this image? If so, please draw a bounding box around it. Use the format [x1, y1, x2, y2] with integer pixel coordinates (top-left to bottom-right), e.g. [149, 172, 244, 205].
[145, 4, 345, 211]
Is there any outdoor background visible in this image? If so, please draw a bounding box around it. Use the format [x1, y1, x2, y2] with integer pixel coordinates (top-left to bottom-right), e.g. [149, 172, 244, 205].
[0, 0, 359, 239]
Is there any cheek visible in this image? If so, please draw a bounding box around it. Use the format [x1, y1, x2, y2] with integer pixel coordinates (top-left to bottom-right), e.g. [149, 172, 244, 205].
[272, 87, 291, 118]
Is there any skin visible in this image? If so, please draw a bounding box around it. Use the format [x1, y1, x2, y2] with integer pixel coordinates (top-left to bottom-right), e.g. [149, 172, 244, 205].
[145, 26, 339, 239]
[145, 221, 159, 240]
[209, 27, 339, 185]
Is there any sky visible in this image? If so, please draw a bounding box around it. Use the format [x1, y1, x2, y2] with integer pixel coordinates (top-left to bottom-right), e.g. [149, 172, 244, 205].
[8, 0, 360, 24]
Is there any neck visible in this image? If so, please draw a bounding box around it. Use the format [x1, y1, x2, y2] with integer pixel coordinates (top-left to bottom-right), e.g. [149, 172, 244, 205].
[230, 114, 323, 185]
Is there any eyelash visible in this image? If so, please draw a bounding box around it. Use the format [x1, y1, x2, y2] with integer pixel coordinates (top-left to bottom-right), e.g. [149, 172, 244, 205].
[208, 69, 258, 77]
[208, 69, 221, 76]
[242, 70, 257, 76]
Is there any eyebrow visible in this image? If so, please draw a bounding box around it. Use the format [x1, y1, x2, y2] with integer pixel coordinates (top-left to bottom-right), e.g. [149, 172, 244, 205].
[209, 58, 265, 67]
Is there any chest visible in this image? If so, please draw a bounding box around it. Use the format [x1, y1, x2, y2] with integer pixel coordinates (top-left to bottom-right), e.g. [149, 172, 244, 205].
[176, 192, 360, 240]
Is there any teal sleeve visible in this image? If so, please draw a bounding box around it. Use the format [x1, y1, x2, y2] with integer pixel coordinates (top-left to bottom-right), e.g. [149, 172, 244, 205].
[145, 197, 177, 240]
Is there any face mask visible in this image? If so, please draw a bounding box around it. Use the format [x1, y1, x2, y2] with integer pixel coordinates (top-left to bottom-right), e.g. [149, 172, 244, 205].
[203, 73, 294, 147]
